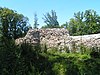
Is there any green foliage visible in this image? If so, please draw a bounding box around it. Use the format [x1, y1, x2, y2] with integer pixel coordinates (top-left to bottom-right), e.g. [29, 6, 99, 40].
[90, 51, 100, 58]
[68, 9, 100, 36]
[0, 39, 100, 75]
[0, 8, 100, 75]
[52, 62, 67, 75]
[41, 43, 48, 53]
[42, 10, 60, 28]
[0, 7, 30, 39]
[60, 22, 68, 28]
[33, 13, 39, 29]
[0, 38, 17, 75]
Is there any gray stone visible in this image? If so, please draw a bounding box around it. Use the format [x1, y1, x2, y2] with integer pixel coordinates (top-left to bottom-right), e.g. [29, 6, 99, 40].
[15, 28, 100, 52]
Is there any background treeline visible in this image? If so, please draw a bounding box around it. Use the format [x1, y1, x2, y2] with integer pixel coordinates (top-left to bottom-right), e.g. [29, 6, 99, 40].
[41, 10, 100, 36]
[1, 7, 100, 37]
[0, 7, 100, 75]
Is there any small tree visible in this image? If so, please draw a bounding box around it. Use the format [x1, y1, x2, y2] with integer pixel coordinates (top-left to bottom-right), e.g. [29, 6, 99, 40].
[60, 22, 68, 28]
[33, 13, 39, 29]
[42, 10, 59, 28]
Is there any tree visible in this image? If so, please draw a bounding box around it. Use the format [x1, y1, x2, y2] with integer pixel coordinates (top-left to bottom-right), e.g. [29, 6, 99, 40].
[67, 9, 100, 36]
[84, 9, 100, 34]
[60, 22, 68, 28]
[0, 7, 30, 39]
[74, 11, 85, 35]
[33, 13, 39, 29]
[68, 18, 78, 35]
[42, 10, 59, 28]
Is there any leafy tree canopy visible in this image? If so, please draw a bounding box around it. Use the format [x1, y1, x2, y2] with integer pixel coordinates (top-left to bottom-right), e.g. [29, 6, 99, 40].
[42, 10, 59, 28]
[67, 9, 100, 36]
[0, 7, 31, 39]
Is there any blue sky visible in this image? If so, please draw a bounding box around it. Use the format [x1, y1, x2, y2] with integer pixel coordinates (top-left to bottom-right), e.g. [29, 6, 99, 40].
[0, 0, 100, 27]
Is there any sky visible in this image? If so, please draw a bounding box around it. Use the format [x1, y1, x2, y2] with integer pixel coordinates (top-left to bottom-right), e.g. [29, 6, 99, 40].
[0, 0, 100, 28]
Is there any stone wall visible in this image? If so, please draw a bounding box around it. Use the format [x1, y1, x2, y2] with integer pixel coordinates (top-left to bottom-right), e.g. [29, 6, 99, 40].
[16, 28, 100, 51]
[16, 28, 69, 48]
[70, 34, 100, 47]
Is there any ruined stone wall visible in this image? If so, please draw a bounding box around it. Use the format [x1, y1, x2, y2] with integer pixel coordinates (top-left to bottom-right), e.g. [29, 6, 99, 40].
[16, 28, 70, 48]
[16, 28, 100, 51]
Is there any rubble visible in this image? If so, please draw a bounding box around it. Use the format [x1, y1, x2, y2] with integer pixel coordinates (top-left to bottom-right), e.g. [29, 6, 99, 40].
[15, 28, 100, 51]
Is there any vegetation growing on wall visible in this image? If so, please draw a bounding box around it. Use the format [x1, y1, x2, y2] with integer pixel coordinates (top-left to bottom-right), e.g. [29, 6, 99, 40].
[0, 40, 100, 75]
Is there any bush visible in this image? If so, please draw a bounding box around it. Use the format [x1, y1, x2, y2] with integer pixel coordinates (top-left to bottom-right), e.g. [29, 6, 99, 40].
[0, 39, 100, 75]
